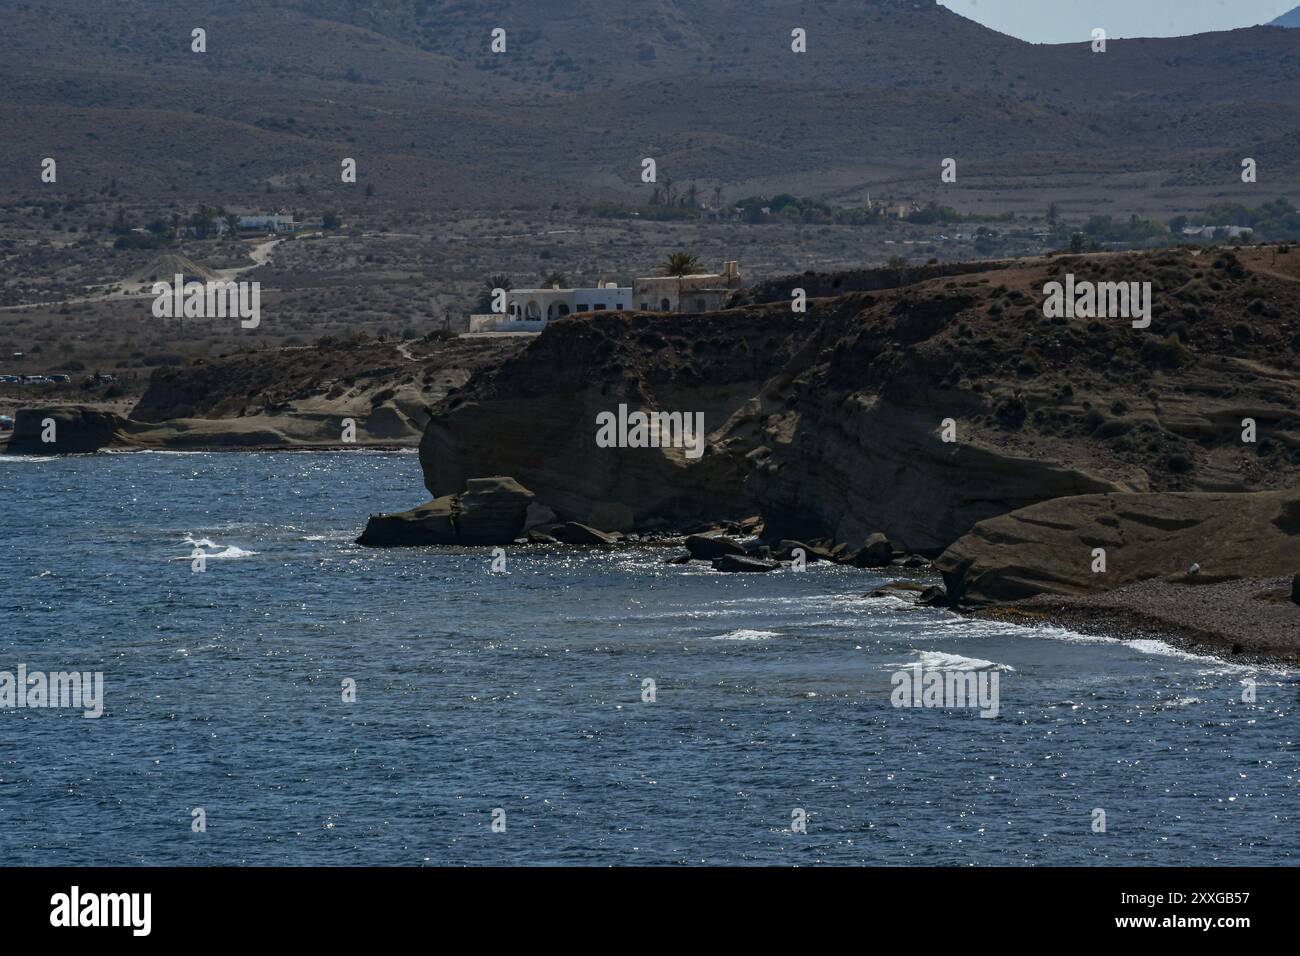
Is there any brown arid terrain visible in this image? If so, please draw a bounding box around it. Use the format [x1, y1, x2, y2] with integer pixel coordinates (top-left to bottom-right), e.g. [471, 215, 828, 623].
[5, 332, 522, 451]
[7, 2, 1300, 432]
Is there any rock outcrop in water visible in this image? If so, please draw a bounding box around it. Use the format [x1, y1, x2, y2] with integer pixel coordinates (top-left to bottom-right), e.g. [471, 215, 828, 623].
[357, 476, 534, 546]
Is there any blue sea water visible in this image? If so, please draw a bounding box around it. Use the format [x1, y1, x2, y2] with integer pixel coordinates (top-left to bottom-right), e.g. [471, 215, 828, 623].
[0, 451, 1295, 866]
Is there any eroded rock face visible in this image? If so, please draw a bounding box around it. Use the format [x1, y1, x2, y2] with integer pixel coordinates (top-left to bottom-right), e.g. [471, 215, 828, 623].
[7, 407, 125, 453]
[418, 309, 814, 530]
[357, 476, 533, 547]
[935, 490, 1300, 605]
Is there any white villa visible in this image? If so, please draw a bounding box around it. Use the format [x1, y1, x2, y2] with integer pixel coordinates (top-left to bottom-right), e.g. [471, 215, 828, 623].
[1181, 225, 1254, 240]
[470, 283, 633, 333]
[468, 261, 741, 333]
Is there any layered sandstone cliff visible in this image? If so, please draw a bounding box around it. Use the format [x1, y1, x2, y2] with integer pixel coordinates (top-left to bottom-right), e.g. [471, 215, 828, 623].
[418, 247, 1300, 553]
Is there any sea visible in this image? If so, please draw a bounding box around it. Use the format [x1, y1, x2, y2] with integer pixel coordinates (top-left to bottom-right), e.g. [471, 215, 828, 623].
[0, 451, 1295, 865]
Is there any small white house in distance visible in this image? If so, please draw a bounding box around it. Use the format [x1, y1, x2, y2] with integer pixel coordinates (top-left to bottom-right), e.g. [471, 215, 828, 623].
[470, 283, 632, 333]
[238, 214, 296, 233]
[1181, 225, 1254, 240]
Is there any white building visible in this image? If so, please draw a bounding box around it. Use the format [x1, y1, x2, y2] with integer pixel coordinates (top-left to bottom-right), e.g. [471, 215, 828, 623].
[238, 214, 296, 233]
[1181, 225, 1254, 240]
[470, 283, 632, 333]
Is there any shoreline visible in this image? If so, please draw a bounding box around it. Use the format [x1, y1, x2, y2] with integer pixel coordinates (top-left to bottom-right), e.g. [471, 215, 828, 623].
[5, 436, 1296, 667]
[968, 581, 1299, 669]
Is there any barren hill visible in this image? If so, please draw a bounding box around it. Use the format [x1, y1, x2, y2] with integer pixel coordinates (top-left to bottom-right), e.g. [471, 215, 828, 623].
[5, 0, 1300, 212]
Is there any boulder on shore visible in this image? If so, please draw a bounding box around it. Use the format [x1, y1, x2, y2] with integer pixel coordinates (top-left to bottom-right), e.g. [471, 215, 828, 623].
[848, 532, 895, 567]
[357, 476, 534, 547]
[712, 554, 779, 573]
[868, 582, 949, 606]
[685, 533, 747, 560]
[936, 490, 1300, 605]
[774, 539, 833, 562]
[558, 521, 620, 544]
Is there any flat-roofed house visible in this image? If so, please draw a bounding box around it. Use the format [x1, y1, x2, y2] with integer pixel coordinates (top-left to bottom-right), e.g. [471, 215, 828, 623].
[469, 283, 633, 333]
[238, 214, 296, 234]
[633, 261, 741, 313]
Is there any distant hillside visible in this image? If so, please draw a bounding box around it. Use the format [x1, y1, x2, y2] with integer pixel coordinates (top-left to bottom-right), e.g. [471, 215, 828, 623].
[1272, 6, 1300, 27]
[4, 0, 1300, 211]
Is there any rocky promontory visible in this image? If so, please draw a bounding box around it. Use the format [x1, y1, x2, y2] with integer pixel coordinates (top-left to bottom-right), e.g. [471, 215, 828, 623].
[402, 245, 1300, 657]
[419, 247, 1300, 549]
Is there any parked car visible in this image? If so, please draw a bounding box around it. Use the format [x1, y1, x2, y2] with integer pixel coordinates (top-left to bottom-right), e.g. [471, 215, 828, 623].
[47, 374, 71, 384]
[0, 374, 19, 384]
[22, 375, 48, 385]
[0, 415, 13, 431]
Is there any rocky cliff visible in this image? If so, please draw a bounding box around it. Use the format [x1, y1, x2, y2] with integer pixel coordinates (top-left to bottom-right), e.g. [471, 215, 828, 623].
[418, 246, 1300, 551]
[419, 308, 818, 530]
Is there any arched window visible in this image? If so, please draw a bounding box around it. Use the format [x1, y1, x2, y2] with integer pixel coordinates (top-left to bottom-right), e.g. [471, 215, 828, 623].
[660, 298, 671, 312]
[557, 304, 570, 316]
[524, 300, 542, 320]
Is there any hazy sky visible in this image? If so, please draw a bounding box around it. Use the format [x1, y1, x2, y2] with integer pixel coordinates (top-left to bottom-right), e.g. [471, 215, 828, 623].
[938, 0, 1297, 43]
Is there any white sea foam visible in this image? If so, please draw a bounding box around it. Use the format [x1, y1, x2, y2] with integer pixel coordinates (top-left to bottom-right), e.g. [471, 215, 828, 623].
[711, 629, 781, 642]
[206, 546, 256, 559]
[915, 650, 1015, 672]
[924, 614, 1280, 675]
[175, 535, 258, 560]
[101, 448, 212, 456]
[1046, 631, 1268, 674]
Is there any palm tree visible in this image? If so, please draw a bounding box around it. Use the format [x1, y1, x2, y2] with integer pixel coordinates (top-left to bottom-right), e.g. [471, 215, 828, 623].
[476, 274, 512, 313]
[542, 271, 568, 288]
[685, 184, 698, 210]
[660, 252, 703, 276]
